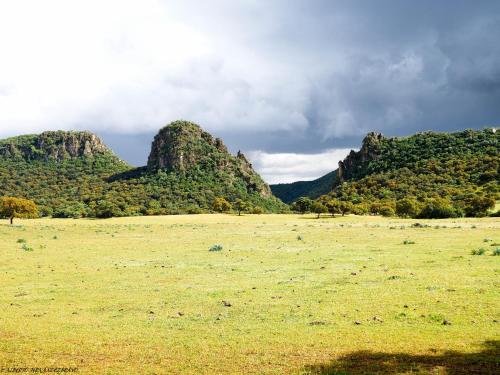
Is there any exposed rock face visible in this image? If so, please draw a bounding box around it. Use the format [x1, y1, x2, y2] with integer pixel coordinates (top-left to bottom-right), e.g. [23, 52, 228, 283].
[337, 132, 385, 184]
[147, 120, 272, 197]
[0, 131, 112, 161]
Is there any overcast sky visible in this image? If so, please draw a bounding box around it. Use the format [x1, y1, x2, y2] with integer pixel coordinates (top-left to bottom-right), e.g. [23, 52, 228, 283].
[1, 1, 499, 183]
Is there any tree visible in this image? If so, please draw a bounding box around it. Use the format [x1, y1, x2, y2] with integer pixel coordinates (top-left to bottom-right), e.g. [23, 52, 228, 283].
[291, 197, 312, 214]
[95, 200, 121, 218]
[233, 199, 250, 216]
[311, 201, 328, 218]
[417, 198, 461, 219]
[378, 205, 395, 217]
[338, 201, 354, 216]
[212, 197, 232, 213]
[396, 198, 419, 218]
[326, 199, 341, 217]
[464, 195, 495, 217]
[0, 197, 38, 224]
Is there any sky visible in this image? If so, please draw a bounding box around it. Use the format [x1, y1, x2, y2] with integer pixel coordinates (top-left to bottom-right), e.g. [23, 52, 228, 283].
[0, 0, 499, 184]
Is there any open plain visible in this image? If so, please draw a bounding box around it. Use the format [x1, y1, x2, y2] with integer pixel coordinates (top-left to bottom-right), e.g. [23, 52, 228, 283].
[1, 214, 499, 374]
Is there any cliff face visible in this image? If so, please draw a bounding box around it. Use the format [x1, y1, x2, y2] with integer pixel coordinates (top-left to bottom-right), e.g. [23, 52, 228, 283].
[338, 132, 385, 183]
[0, 131, 113, 161]
[147, 120, 272, 197]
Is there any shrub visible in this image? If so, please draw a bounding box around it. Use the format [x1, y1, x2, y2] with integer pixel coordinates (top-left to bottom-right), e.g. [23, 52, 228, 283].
[251, 206, 264, 214]
[212, 197, 231, 213]
[403, 240, 415, 245]
[379, 205, 395, 217]
[21, 243, 33, 251]
[417, 198, 462, 219]
[95, 200, 122, 218]
[209, 244, 223, 252]
[471, 248, 486, 255]
[463, 195, 495, 217]
[396, 198, 419, 218]
[492, 248, 500, 256]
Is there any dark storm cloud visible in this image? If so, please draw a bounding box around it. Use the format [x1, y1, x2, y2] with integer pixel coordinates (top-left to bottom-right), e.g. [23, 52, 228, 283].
[1, 0, 499, 175]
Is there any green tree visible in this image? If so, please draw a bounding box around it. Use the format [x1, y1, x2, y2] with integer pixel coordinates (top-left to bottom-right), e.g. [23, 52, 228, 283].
[379, 205, 395, 217]
[212, 197, 232, 213]
[396, 198, 419, 218]
[338, 201, 354, 216]
[233, 199, 250, 216]
[0, 196, 38, 224]
[311, 201, 328, 218]
[291, 197, 312, 214]
[464, 195, 495, 217]
[326, 199, 341, 217]
[95, 200, 121, 218]
[417, 198, 461, 219]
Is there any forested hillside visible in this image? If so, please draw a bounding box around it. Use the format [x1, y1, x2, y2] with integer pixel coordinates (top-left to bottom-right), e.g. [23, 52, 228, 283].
[270, 170, 338, 204]
[0, 121, 286, 217]
[274, 128, 499, 217]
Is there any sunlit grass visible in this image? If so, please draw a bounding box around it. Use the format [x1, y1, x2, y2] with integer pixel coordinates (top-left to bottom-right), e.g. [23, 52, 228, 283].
[0, 214, 498, 374]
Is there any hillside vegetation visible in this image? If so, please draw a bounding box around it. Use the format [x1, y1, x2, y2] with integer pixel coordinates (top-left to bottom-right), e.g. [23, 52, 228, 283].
[274, 128, 499, 217]
[0, 121, 286, 217]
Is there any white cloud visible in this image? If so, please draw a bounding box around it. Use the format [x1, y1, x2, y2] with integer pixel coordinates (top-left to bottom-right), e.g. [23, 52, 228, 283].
[0, 0, 311, 138]
[0, 0, 498, 153]
[248, 148, 353, 184]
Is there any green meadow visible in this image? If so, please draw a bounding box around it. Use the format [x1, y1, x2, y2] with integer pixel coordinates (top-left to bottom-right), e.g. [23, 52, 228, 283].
[1, 214, 499, 374]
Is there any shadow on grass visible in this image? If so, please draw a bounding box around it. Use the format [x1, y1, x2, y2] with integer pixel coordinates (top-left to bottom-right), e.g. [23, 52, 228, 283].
[304, 340, 499, 375]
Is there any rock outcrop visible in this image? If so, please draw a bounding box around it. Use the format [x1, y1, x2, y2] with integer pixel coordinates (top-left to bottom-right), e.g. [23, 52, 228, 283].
[147, 120, 272, 197]
[337, 132, 385, 183]
[0, 131, 112, 161]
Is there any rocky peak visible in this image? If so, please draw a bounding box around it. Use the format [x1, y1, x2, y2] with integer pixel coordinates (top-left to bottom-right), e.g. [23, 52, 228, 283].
[0, 130, 113, 161]
[338, 132, 386, 183]
[147, 120, 272, 197]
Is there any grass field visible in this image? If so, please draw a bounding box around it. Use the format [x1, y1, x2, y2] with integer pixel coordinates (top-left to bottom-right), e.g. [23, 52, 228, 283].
[0, 214, 499, 374]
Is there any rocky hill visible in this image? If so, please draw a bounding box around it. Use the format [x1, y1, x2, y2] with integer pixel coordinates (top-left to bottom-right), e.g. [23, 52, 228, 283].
[0, 131, 115, 161]
[0, 121, 285, 217]
[147, 121, 271, 197]
[272, 128, 499, 208]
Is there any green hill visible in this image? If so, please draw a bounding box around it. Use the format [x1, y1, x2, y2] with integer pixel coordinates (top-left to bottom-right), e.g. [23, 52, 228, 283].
[272, 128, 499, 216]
[270, 170, 338, 204]
[0, 121, 286, 217]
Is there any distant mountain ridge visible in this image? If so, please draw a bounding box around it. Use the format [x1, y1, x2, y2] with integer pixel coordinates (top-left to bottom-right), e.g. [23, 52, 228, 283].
[0, 121, 285, 217]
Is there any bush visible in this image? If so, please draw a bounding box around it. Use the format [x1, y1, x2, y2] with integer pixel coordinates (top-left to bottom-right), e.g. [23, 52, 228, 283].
[212, 197, 231, 213]
[471, 248, 486, 255]
[396, 198, 419, 218]
[209, 244, 223, 252]
[187, 205, 203, 214]
[251, 206, 264, 214]
[403, 240, 415, 245]
[492, 248, 500, 256]
[417, 198, 462, 219]
[379, 205, 395, 217]
[463, 195, 495, 217]
[53, 203, 88, 219]
[95, 201, 122, 218]
[21, 243, 33, 251]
